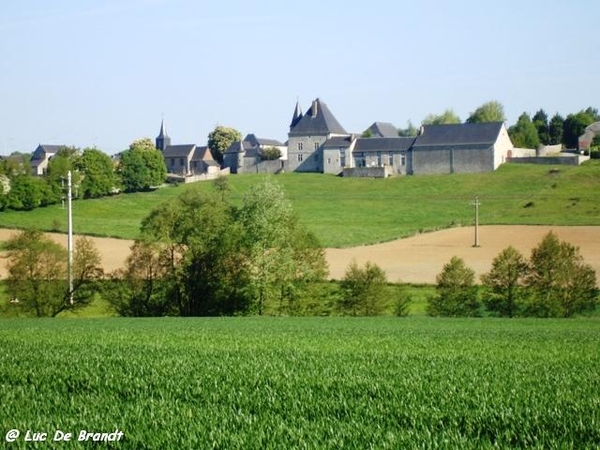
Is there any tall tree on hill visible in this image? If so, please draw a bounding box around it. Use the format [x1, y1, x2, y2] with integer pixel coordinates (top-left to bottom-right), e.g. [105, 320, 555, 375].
[422, 109, 461, 125]
[397, 120, 418, 137]
[208, 126, 242, 165]
[508, 112, 540, 149]
[532, 109, 550, 145]
[119, 138, 166, 192]
[76, 148, 118, 198]
[466, 101, 506, 123]
[548, 113, 564, 145]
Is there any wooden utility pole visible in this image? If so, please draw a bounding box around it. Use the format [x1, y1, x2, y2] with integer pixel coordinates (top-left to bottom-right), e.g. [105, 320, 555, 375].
[471, 195, 481, 247]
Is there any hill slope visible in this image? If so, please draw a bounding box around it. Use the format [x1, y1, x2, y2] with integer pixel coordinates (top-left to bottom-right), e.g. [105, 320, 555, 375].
[0, 162, 598, 247]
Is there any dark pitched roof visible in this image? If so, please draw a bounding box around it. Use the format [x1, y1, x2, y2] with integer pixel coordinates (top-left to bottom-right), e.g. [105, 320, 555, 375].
[366, 122, 399, 138]
[354, 137, 415, 152]
[192, 146, 215, 161]
[323, 136, 353, 148]
[224, 140, 253, 155]
[289, 98, 347, 136]
[30, 144, 64, 162]
[413, 123, 504, 147]
[290, 101, 303, 129]
[163, 144, 195, 157]
[244, 134, 284, 147]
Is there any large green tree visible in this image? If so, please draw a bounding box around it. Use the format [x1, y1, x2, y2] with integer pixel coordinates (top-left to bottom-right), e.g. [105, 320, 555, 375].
[77, 148, 118, 198]
[208, 126, 242, 164]
[525, 232, 597, 317]
[5, 229, 102, 317]
[119, 139, 166, 192]
[113, 177, 327, 317]
[481, 246, 528, 317]
[238, 177, 327, 315]
[422, 109, 461, 125]
[427, 256, 480, 317]
[466, 101, 506, 123]
[508, 112, 540, 149]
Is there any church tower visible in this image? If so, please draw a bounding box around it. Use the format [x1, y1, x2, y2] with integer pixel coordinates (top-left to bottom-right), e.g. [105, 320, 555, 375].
[155, 119, 171, 151]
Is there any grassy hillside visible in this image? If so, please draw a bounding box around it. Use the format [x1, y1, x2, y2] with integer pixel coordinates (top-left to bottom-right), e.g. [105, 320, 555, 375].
[0, 162, 598, 247]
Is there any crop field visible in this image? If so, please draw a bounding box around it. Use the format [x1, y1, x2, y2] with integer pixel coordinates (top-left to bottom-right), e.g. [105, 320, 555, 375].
[0, 163, 599, 247]
[1, 317, 599, 449]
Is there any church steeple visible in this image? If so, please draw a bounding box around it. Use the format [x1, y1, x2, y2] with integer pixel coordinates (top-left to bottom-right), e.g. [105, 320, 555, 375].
[155, 118, 171, 151]
[290, 100, 303, 131]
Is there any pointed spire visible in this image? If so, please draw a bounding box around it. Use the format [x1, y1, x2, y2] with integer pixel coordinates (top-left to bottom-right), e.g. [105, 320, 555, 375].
[290, 100, 303, 130]
[158, 117, 168, 138]
[155, 117, 171, 151]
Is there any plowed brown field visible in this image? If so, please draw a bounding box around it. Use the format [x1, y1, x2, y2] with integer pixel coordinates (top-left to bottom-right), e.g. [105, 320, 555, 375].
[1, 226, 599, 284]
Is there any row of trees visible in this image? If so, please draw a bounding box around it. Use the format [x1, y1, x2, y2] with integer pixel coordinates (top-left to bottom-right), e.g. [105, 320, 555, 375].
[0, 139, 166, 211]
[2, 177, 328, 317]
[396, 101, 600, 151]
[427, 232, 598, 318]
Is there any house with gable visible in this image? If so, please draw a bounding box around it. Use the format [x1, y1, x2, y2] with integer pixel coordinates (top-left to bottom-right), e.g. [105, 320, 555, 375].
[408, 122, 512, 174]
[30, 144, 64, 175]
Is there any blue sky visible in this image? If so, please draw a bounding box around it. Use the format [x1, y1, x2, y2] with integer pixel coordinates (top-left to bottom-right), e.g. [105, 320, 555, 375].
[1, 0, 598, 155]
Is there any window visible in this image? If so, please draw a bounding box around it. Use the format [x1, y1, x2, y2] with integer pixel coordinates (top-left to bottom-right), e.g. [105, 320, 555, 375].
[339, 149, 346, 167]
[377, 152, 382, 167]
[388, 152, 394, 166]
[179, 158, 184, 166]
[401, 154, 406, 166]
[297, 154, 303, 162]
[314, 142, 319, 150]
[297, 142, 303, 151]
[327, 158, 331, 164]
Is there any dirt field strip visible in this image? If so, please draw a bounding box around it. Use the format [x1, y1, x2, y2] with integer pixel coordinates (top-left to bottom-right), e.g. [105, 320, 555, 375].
[1, 226, 599, 285]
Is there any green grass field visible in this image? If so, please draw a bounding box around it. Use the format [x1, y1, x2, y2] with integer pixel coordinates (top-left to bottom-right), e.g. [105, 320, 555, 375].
[1, 317, 599, 449]
[1, 162, 599, 247]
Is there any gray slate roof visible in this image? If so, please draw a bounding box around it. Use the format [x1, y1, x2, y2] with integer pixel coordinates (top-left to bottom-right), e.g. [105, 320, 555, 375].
[413, 123, 503, 147]
[163, 144, 195, 158]
[289, 98, 347, 137]
[355, 137, 415, 152]
[30, 144, 64, 162]
[323, 136, 353, 148]
[192, 146, 214, 161]
[244, 134, 284, 147]
[224, 140, 253, 154]
[366, 122, 399, 138]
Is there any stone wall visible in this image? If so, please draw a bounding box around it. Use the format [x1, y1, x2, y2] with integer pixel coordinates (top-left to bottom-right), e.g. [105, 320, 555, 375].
[343, 166, 393, 178]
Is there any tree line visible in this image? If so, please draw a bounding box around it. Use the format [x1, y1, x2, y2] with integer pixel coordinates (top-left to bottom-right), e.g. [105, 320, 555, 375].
[426, 232, 598, 318]
[0, 139, 166, 211]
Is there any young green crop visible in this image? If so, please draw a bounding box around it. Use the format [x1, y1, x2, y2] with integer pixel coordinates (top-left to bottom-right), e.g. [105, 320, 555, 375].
[0, 317, 599, 449]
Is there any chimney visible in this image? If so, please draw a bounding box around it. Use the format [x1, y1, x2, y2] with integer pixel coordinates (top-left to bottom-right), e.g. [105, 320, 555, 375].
[311, 99, 318, 118]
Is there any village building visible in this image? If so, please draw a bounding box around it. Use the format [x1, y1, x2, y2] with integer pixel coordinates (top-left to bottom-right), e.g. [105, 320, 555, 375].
[29, 144, 64, 175]
[155, 120, 221, 181]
